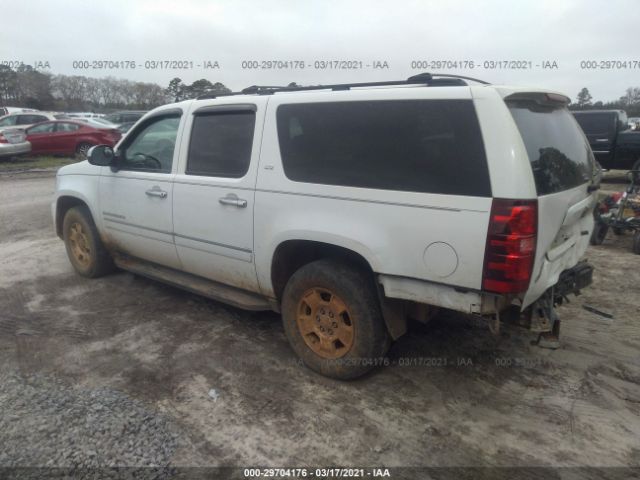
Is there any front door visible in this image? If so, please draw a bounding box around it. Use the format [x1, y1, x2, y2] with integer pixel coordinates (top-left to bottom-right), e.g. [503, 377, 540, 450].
[99, 112, 183, 269]
[172, 102, 263, 292]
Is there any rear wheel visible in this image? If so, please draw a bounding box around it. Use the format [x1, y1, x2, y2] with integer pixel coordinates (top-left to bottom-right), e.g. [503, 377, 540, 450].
[75, 142, 94, 160]
[281, 259, 390, 380]
[63, 206, 114, 277]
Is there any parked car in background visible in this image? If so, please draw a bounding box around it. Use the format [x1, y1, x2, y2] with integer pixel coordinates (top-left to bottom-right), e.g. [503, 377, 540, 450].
[0, 128, 31, 158]
[0, 106, 39, 116]
[0, 111, 68, 133]
[103, 111, 146, 125]
[573, 110, 640, 171]
[25, 120, 121, 158]
[74, 118, 119, 129]
[65, 112, 104, 119]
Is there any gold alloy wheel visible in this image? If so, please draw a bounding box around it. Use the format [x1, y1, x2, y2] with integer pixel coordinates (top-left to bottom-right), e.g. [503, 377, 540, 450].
[296, 287, 355, 359]
[68, 222, 92, 267]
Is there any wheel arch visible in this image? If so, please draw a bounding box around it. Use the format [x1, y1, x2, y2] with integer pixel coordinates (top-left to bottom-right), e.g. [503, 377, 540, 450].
[268, 238, 407, 339]
[269, 239, 378, 304]
[55, 194, 92, 238]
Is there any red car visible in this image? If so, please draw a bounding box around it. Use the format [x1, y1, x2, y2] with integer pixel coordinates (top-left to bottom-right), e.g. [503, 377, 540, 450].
[25, 120, 121, 158]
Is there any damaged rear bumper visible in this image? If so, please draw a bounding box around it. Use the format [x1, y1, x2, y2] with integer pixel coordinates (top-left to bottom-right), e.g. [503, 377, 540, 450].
[508, 261, 594, 333]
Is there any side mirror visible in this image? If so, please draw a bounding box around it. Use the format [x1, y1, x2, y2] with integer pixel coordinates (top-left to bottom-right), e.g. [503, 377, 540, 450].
[87, 145, 114, 166]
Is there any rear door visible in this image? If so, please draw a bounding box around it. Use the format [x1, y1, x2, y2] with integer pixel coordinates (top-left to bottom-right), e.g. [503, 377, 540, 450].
[507, 99, 597, 307]
[53, 122, 82, 154]
[171, 101, 265, 292]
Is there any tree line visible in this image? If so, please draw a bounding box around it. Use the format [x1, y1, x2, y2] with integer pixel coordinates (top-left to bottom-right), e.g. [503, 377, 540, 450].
[0, 64, 231, 112]
[2, 63, 640, 116]
[571, 86, 640, 116]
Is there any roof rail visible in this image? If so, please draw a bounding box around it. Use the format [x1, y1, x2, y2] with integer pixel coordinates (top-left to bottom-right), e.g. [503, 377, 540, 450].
[196, 73, 490, 99]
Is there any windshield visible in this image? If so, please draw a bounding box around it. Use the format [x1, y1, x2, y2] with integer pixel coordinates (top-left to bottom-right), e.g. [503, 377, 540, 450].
[509, 102, 593, 195]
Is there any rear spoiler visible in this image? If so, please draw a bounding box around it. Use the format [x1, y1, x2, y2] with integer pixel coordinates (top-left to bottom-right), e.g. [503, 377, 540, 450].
[504, 92, 570, 107]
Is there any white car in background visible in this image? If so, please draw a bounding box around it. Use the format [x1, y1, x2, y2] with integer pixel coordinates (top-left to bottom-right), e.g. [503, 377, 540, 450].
[65, 112, 104, 119]
[0, 128, 30, 158]
[0, 106, 40, 116]
[0, 111, 67, 132]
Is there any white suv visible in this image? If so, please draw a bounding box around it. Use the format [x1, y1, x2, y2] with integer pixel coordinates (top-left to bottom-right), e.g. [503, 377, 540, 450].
[52, 74, 597, 379]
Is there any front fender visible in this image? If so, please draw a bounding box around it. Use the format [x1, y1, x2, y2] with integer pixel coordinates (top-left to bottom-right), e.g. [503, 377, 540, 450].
[53, 172, 102, 237]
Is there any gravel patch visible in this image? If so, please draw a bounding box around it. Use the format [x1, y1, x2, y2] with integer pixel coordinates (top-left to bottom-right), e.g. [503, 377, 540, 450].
[0, 370, 181, 469]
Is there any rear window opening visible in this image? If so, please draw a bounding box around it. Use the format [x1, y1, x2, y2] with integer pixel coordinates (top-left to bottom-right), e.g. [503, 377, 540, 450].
[508, 101, 593, 195]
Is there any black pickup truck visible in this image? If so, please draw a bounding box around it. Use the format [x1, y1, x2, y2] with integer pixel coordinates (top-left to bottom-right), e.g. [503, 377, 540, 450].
[573, 110, 640, 170]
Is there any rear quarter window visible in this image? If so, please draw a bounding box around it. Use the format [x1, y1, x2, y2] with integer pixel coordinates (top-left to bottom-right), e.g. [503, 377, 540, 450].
[509, 103, 593, 195]
[276, 100, 491, 197]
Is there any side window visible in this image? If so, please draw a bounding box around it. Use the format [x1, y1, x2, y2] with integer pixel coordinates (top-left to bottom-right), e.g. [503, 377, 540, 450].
[56, 123, 80, 132]
[0, 116, 18, 126]
[18, 115, 47, 125]
[27, 122, 55, 134]
[186, 110, 256, 178]
[120, 115, 180, 173]
[573, 113, 613, 136]
[276, 100, 491, 197]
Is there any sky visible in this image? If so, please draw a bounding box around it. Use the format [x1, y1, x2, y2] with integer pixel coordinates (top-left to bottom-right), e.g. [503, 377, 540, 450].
[1, 0, 638, 102]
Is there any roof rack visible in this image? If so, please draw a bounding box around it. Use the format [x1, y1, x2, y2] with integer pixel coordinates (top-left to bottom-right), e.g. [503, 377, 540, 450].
[196, 73, 490, 99]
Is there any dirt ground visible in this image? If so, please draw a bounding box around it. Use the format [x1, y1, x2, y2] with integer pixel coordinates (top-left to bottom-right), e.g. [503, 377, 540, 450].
[0, 171, 639, 475]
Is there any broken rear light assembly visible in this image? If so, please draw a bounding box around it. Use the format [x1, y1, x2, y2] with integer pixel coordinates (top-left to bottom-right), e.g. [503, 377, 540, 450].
[482, 198, 538, 294]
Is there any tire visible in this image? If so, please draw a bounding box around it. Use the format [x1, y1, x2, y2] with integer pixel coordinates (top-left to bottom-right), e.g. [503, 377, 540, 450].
[62, 205, 114, 278]
[633, 231, 640, 255]
[75, 142, 94, 160]
[612, 227, 625, 236]
[590, 222, 609, 245]
[281, 259, 390, 380]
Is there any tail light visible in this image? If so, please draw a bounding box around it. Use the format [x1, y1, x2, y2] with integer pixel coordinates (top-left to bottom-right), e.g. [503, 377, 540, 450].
[0, 133, 6, 143]
[482, 199, 538, 294]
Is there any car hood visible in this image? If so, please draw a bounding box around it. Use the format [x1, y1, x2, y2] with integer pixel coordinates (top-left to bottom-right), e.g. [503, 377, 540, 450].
[57, 160, 100, 176]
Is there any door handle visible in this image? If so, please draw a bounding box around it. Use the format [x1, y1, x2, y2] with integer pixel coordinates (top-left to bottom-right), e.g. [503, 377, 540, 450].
[145, 187, 168, 199]
[219, 194, 247, 208]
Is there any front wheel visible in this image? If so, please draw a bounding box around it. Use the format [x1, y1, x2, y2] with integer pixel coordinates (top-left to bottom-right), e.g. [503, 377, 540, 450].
[63, 206, 114, 277]
[281, 259, 390, 380]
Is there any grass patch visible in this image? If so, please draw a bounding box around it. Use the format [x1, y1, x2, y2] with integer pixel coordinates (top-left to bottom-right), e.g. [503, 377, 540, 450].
[0, 156, 79, 172]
